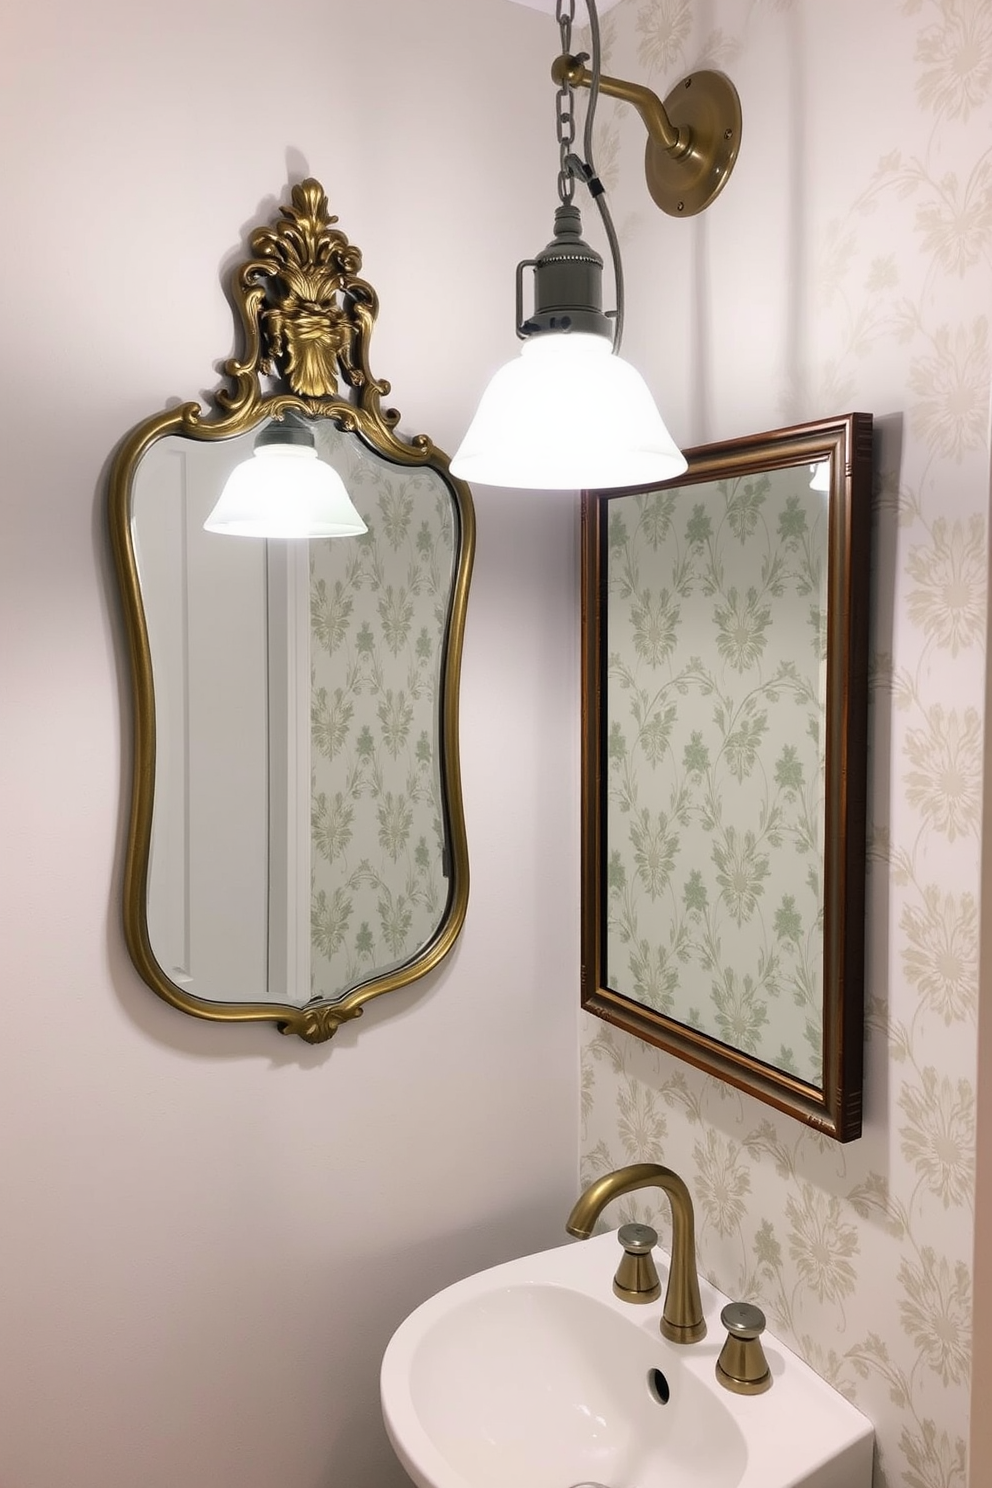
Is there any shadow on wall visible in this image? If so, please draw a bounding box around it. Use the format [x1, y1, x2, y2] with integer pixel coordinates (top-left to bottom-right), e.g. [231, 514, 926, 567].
[313, 1199, 580, 1483]
[863, 409, 903, 1133]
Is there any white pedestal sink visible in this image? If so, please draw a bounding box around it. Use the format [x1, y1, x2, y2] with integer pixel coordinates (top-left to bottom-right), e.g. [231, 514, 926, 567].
[381, 1231, 873, 1488]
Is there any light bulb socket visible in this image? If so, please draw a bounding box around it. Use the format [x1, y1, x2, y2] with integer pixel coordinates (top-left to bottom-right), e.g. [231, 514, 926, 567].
[254, 411, 316, 451]
[516, 204, 613, 341]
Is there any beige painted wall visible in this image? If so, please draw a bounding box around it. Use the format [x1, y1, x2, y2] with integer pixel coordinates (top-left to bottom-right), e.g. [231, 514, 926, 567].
[0, 3, 581, 1485]
[579, 3, 990, 1486]
[3, 0, 990, 1484]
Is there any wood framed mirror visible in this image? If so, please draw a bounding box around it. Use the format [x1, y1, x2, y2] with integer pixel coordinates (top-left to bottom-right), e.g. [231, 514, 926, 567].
[109, 179, 474, 1045]
[581, 414, 872, 1140]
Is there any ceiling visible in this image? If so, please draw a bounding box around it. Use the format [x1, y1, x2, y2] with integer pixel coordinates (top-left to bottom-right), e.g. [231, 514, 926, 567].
[507, 0, 624, 15]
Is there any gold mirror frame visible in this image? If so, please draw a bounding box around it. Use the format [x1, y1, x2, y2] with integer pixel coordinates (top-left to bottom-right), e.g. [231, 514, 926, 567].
[581, 414, 871, 1141]
[109, 179, 474, 1044]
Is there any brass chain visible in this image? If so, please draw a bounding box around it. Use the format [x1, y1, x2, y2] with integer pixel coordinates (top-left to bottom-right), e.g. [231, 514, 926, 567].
[555, 0, 577, 204]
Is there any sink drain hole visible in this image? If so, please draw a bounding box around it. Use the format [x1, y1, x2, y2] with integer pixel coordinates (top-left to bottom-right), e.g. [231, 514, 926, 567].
[647, 1368, 670, 1404]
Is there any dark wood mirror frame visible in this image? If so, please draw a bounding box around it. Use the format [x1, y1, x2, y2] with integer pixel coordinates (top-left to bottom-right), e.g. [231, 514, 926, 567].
[580, 414, 872, 1141]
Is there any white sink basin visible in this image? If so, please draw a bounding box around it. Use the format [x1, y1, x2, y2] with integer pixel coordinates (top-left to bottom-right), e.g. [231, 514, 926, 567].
[381, 1231, 873, 1488]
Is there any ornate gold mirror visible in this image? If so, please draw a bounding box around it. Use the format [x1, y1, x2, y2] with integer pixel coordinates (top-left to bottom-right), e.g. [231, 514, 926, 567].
[110, 180, 474, 1044]
[581, 415, 871, 1140]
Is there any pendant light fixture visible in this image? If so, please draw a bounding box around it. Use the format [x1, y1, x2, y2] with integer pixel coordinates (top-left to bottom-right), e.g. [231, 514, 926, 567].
[451, 0, 741, 492]
[451, 202, 686, 490]
[204, 411, 368, 539]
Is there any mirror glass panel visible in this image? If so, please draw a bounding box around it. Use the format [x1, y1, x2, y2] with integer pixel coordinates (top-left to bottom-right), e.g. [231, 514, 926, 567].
[131, 422, 457, 1009]
[581, 415, 872, 1140]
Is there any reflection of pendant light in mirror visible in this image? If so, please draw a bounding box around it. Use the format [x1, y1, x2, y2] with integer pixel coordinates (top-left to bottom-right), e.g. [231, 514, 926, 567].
[809, 459, 831, 492]
[451, 0, 741, 491]
[204, 413, 368, 538]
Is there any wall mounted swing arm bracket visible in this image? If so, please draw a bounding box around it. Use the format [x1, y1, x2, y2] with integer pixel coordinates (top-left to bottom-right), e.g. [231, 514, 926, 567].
[552, 53, 687, 154]
[551, 53, 742, 218]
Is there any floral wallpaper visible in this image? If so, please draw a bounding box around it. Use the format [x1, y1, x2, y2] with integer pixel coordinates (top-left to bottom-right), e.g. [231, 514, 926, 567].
[579, 2, 989, 1485]
[604, 471, 828, 1082]
[309, 426, 455, 1001]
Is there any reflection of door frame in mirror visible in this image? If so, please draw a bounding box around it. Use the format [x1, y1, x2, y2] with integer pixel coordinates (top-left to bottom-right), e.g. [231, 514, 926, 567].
[265, 540, 312, 1000]
[108, 179, 475, 1045]
[580, 414, 872, 1141]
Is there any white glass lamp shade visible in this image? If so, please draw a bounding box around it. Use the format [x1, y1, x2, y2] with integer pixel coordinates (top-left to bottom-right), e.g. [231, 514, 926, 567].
[450, 331, 688, 490]
[204, 444, 368, 538]
[809, 458, 831, 492]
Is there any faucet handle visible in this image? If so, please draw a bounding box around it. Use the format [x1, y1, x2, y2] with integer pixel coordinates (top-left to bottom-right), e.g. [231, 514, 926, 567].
[613, 1223, 661, 1303]
[715, 1302, 771, 1394]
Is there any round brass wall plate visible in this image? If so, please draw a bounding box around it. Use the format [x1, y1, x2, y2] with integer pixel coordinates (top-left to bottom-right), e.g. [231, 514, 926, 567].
[645, 71, 742, 217]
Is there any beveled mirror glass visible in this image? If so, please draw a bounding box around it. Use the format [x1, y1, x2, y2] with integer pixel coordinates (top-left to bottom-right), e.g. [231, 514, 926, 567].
[110, 179, 474, 1044]
[581, 415, 871, 1140]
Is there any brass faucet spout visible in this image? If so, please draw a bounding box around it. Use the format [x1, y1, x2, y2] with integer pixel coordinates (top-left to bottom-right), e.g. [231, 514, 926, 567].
[566, 1162, 706, 1344]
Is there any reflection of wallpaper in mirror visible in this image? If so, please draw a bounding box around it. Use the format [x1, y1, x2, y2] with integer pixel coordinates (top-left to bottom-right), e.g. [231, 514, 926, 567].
[605, 468, 828, 1084]
[309, 427, 455, 1002]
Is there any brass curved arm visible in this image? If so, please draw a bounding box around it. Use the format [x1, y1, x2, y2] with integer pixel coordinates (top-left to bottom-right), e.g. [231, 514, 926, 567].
[552, 54, 690, 158]
[551, 56, 742, 219]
